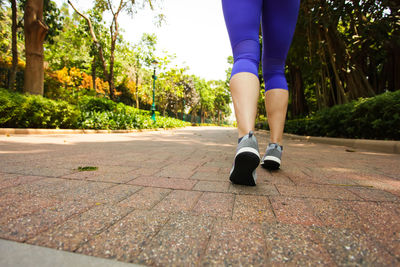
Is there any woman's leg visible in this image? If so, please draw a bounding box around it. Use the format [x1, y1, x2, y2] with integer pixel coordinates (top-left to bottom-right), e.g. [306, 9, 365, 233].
[230, 73, 259, 138]
[265, 89, 288, 144]
[262, 0, 300, 144]
[222, 0, 263, 185]
[221, 0, 262, 138]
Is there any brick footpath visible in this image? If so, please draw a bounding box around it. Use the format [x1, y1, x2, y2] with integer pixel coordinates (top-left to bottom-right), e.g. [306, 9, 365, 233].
[0, 126, 399, 266]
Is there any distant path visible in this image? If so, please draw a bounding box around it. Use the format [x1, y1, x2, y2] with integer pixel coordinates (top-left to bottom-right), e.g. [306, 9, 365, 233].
[0, 126, 399, 265]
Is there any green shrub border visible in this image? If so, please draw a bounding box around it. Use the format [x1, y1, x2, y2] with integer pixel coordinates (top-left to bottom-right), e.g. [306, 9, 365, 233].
[258, 90, 400, 140]
[0, 88, 190, 130]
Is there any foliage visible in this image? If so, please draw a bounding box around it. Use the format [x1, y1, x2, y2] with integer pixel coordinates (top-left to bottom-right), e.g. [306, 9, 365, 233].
[0, 88, 190, 130]
[18, 0, 63, 44]
[44, 66, 109, 103]
[0, 2, 24, 60]
[44, 3, 93, 70]
[77, 98, 189, 130]
[284, 0, 400, 118]
[0, 1, 231, 122]
[0, 88, 79, 128]
[281, 91, 400, 140]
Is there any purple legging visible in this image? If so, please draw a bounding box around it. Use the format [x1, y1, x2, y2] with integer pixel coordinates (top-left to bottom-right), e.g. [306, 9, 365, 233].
[222, 0, 300, 91]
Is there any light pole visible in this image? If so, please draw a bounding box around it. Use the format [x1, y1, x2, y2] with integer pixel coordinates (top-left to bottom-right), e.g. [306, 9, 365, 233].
[151, 59, 158, 122]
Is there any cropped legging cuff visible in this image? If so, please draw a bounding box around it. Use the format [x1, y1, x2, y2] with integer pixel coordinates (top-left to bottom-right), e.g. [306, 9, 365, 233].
[222, 0, 300, 91]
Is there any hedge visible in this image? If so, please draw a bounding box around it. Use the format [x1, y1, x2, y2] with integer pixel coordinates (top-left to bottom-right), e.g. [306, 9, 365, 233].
[0, 88, 79, 128]
[0, 89, 190, 130]
[260, 90, 400, 140]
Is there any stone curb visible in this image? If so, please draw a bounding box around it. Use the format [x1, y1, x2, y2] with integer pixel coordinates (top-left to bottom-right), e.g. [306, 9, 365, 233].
[256, 129, 400, 154]
[0, 127, 176, 135]
[0, 239, 142, 267]
[0, 126, 232, 135]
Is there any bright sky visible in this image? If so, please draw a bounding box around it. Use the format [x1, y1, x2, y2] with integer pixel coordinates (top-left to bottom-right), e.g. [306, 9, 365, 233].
[55, 0, 232, 81]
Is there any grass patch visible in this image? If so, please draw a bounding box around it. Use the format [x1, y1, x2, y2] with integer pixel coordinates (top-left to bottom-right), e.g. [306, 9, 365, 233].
[77, 166, 98, 172]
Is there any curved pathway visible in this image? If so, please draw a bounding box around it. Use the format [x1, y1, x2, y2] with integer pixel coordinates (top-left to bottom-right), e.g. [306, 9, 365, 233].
[0, 127, 399, 266]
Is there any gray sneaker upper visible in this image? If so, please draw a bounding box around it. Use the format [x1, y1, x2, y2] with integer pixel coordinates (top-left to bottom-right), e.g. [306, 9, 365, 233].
[236, 131, 260, 157]
[263, 143, 283, 160]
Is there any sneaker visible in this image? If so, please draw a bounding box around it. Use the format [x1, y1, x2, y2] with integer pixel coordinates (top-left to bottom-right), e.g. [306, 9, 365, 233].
[261, 143, 283, 170]
[229, 131, 260, 186]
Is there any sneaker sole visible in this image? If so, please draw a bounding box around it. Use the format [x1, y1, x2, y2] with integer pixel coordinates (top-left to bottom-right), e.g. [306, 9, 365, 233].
[261, 156, 281, 170]
[229, 150, 260, 186]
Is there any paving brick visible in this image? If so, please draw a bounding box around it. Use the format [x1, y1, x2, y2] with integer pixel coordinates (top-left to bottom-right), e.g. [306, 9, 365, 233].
[192, 181, 230, 193]
[195, 166, 220, 173]
[350, 201, 400, 258]
[0, 194, 58, 221]
[76, 210, 170, 262]
[262, 222, 334, 265]
[157, 165, 196, 179]
[61, 171, 98, 180]
[192, 192, 234, 218]
[190, 171, 228, 181]
[27, 204, 133, 251]
[0, 199, 92, 242]
[228, 183, 279, 196]
[346, 187, 399, 202]
[62, 166, 136, 183]
[0, 175, 43, 190]
[201, 219, 266, 266]
[202, 161, 231, 168]
[49, 180, 113, 202]
[270, 196, 323, 226]
[153, 190, 202, 213]
[129, 167, 159, 177]
[278, 165, 317, 185]
[128, 176, 196, 190]
[0, 165, 75, 177]
[118, 187, 171, 210]
[2, 178, 84, 198]
[307, 199, 362, 228]
[232, 195, 275, 223]
[322, 173, 361, 186]
[87, 184, 142, 204]
[256, 169, 295, 185]
[137, 213, 214, 266]
[312, 227, 398, 266]
[276, 184, 361, 200]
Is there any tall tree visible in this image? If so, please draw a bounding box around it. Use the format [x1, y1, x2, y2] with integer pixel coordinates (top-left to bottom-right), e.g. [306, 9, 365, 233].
[23, 0, 48, 95]
[68, 0, 156, 101]
[8, 0, 18, 91]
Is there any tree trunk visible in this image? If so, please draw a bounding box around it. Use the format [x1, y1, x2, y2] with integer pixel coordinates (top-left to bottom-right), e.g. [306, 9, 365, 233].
[324, 27, 347, 105]
[135, 66, 139, 108]
[68, 1, 109, 96]
[24, 0, 48, 95]
[9, 0, 18, 91]
[108, 23, 117, 100]
[92, 56, 96, 91]
[289, 65, 307, 118]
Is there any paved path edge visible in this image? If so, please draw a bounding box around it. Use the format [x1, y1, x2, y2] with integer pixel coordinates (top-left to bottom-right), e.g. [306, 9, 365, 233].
[1, 127, 398, 154]
[0, 239, 142, 267]
[0, 127, 177, 135]
[256, 129, 400, 154]
[281, 131, 400, 154]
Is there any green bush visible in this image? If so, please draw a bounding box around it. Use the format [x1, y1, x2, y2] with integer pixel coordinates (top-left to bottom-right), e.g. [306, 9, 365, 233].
[79, 95, 118, 113]
[283, 90, 400, 140]
[77, 96, 188, 130]
[0, 88, 79, 128]
[77, 109, 189, 130]
[0, 89, 195, 130]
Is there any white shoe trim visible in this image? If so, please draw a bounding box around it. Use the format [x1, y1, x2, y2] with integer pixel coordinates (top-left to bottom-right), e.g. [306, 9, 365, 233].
[262, 155, 281, 164]
[235, 147, 260, 159]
